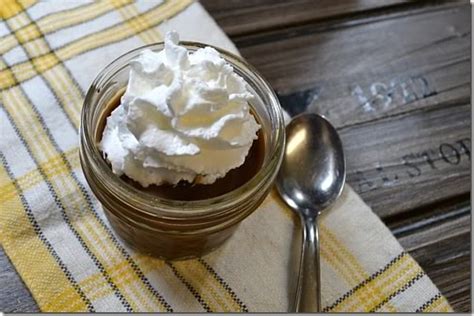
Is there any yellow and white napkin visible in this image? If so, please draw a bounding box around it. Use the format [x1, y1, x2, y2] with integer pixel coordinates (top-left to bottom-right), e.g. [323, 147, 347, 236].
[0, 0, 452, 312]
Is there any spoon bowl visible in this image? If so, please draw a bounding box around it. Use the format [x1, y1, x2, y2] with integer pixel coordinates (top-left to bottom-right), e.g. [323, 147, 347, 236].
[276, 113, 346, 312]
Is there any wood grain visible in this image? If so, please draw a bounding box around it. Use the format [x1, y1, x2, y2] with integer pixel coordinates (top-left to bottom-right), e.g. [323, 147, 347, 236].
[230, 0, 471, 216]
[237, 3, 469, 121]
[341, 102, 470, 217]
[386, 197, 471, 311]
[201, 0, 412, 36]
[406, 232, 471, 312]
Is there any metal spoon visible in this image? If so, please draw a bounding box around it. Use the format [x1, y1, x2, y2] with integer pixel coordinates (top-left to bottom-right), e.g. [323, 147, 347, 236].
[276, 113, 346, 312]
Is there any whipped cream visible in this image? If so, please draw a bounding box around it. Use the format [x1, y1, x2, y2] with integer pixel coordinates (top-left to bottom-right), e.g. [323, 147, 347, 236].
[100, 31, 261, 187]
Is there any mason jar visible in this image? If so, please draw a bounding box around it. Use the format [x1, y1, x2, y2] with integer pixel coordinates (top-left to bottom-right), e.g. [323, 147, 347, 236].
[80, 42, 285, 260]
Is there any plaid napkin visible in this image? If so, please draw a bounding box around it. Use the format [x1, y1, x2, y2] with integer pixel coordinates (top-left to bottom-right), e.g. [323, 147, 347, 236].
[0, 0, 453, 312]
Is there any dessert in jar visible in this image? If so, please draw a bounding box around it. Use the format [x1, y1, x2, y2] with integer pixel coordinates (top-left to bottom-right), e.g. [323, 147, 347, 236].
[80, 31, 285, 259]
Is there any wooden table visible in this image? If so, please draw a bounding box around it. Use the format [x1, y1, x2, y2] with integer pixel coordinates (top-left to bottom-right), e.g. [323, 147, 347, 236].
[1, 0, 470, 312]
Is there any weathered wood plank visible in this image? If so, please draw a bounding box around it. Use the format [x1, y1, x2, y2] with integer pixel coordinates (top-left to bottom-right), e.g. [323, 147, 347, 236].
[0, 247, 39, 312]
[386, 195, 470, 237]
[237, 3, 469, 122]
[230, 3, 470, 217]
[341, 103, 470, 217]
[406, 231, 471, 312]
[201, 0, 412, 36]
[385, 196, 470, 310]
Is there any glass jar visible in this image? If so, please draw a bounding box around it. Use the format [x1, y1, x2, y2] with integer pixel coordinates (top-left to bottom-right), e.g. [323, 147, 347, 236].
[80, 42, 285, 260]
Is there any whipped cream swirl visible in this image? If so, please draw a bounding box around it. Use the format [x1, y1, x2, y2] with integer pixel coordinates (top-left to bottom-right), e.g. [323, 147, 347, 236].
[100, 31, 261, 187]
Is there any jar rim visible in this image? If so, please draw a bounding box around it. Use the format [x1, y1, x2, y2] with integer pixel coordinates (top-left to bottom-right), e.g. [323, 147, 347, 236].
[81, 41, 285, 218]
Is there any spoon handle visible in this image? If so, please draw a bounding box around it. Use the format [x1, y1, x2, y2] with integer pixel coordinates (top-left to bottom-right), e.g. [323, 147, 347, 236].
[295, 214, 321, 312]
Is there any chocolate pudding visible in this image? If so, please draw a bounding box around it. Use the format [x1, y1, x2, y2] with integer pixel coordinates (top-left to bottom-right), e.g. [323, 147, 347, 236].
[98, 90, 265, 200]
[81, 35, 285, 259]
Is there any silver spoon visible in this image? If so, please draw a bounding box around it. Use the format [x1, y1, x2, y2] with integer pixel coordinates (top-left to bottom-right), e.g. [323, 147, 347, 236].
[276, 113, 346, 312]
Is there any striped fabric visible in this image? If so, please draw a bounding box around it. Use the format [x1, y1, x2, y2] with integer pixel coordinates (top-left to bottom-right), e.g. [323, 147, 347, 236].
[0, 0, 453, 312]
